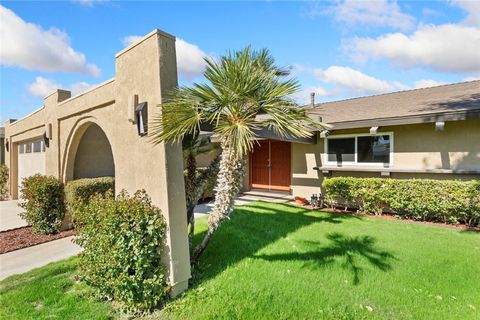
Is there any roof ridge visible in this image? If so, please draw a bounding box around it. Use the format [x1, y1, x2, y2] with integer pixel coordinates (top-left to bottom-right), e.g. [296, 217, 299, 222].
[312, 79, 480, 107]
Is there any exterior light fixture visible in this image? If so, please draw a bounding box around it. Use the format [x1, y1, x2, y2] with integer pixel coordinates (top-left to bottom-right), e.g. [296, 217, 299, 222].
[135, 102, 148, 136]
[370, 126, 379, 135]
[43, 131, 49, 148]
[320, 130, 330, 138]
[435, 121, 445, 131]
[5, 138, 9, 152]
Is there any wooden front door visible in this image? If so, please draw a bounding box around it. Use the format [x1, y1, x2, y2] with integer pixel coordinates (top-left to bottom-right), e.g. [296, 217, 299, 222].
[250, 140, 291, 191]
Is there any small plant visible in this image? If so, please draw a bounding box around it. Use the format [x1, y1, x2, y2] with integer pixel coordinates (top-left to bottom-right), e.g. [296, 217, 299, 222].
[74, 190, 168, 313]
[0, 164, 8, 200]
[19, 174, 66, 234]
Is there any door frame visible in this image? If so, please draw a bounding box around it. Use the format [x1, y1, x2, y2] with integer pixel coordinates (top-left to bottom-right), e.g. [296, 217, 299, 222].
[249, 139, 291, 192]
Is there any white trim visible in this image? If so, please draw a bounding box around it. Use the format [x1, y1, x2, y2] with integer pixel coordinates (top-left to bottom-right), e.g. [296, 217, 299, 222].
[323, 132, 394, 167]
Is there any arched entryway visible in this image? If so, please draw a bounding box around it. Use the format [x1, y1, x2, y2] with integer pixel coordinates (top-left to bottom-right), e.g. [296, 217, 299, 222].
[64, 122, 115, 181]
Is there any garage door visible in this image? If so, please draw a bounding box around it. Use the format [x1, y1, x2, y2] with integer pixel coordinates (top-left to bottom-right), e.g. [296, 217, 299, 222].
[18, 140, 46, 193]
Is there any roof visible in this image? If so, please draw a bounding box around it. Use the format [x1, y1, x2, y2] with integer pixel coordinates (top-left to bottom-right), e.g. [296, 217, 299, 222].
[309, 80, 480, 129]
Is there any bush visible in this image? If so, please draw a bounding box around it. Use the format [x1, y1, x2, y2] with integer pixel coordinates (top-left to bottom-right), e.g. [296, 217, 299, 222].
[74, 190, 168, 313]
[65, 177, 114, 208]
[0, 164, 8, 200]
[19, 174, 66, 234]
[322, 177, 480, 226]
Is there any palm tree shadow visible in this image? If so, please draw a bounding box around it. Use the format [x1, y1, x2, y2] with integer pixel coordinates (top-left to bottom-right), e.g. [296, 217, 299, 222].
[190, 202, 366, 285]
[255, 232, 396, 285]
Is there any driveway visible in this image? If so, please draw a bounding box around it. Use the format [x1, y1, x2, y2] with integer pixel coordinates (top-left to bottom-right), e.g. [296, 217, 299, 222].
[0, 200, 28, 232]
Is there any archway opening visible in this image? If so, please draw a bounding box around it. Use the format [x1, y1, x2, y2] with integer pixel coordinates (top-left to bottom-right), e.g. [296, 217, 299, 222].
[73, 123, 115, 179]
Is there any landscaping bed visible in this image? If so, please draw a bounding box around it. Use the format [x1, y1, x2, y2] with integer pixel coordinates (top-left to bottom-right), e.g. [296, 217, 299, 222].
[0, 227, 75, 254]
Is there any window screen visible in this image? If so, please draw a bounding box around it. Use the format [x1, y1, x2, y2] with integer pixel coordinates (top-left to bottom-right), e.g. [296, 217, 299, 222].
[327, 138, 355, 162]
[357, 135, 390, 163]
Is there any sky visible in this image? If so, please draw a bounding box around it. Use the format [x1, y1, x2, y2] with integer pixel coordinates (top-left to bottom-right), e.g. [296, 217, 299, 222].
[1, 0, 479, 122]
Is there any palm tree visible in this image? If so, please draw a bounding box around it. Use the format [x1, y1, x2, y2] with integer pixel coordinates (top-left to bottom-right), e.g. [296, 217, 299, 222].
[182, 133, 220, 250]
[152, 47, 324, 262]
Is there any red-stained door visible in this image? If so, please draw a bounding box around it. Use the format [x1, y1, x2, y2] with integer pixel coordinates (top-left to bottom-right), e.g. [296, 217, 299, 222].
[250, 140, 291, 191]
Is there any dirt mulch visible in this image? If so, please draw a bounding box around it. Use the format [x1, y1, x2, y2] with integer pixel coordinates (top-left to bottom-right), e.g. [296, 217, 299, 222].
[0, 227, 76, 254]
[290, 201, 479, 232]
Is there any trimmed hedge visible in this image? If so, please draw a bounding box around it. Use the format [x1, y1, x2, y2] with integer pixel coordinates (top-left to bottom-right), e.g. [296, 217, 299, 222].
[322, 177, 480, 226]
[0, 164, 8, 200]
[19, 174, 66, 234]
[65, 176, 115, 207]
[74, 190, 167, 313]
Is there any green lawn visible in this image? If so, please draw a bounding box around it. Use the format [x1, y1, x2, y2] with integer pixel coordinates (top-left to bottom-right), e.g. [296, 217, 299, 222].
[1, 202, 479, 319]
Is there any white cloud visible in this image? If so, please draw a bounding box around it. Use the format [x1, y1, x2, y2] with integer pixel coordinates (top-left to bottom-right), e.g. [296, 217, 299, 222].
[328, 0, 415, 30]
[0, 5, 100, 76]
[292, 86, 332, 105]
[121, 35, 143, 47]
[313, 66, 399, 94]
[348, 24, 480, 74]
[72, 0, 108, 7]
[122, 35, 208, 80]
[28, 77, 94, 98]
[175, 38, 208, 79]
[414, 79, 446, 89]
[451, 0, 480, 27]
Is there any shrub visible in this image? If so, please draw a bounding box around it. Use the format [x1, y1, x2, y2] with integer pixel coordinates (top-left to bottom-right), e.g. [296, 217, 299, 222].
[19, 174, 66, 234]
[65, 176, 114, 208]
[74, 190, 168, 313]
[0, 164, 8, 200]
[322, 177, 480, 226]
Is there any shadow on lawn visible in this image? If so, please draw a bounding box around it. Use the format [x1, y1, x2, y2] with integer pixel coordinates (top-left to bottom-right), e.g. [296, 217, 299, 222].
[190, 201, 365, 285]
[255, 232, 396, 285]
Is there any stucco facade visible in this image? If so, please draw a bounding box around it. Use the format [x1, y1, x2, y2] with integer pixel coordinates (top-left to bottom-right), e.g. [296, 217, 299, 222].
[289, 119, 480, 198]
[4, 30, 190, 296]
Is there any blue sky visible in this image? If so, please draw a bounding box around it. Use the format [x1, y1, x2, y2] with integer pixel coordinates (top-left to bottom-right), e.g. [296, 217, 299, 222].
[1, 0, 479, 121]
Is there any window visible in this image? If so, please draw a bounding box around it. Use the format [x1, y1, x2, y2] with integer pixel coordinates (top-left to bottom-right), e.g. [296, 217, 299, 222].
[357, 135, 390, 163]
[25, 143, 32, 153]
[327, 138, 355, 163]
[325, 133, 393, 166]
[19, 144, 25, 154]
[33, 141, 42, 153]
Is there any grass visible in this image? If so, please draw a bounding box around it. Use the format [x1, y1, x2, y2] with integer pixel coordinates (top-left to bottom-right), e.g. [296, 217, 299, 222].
[0, 257, 113, 319]
[1, 202, 479, 319]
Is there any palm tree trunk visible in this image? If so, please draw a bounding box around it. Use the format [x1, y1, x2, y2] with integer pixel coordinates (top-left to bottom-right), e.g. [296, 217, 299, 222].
[191, 143, 245, 262]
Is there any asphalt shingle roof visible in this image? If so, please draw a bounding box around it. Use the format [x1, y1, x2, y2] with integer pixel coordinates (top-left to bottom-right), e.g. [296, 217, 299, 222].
[309, 80, 480, 124]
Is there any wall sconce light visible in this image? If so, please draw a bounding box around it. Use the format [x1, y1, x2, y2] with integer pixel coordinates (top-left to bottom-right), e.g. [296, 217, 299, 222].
[5, 138, 9, 152]
[135, 102, 148, 136]
[43, 131, 50, 148]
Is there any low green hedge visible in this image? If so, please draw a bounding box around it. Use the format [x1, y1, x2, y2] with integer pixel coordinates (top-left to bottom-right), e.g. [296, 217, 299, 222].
[0, 164, 8, 200]
[74, 190, 167, 313]
[65, 177, 115, 208]
[19, 174, 66, 234]
[322, 177, 480, 226]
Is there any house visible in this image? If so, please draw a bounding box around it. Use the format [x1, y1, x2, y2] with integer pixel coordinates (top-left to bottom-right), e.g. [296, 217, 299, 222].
[241, 80, 480, 199]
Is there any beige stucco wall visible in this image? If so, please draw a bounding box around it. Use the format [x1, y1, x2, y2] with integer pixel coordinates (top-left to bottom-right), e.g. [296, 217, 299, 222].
[289, 119, 480, 198]
[4, 30, 190, 296]
[73, 123, 115, 179]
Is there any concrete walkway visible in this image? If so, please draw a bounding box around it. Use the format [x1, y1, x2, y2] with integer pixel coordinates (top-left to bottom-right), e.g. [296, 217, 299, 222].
[0, 200, 28, 232]
[0, 236, 82, 281]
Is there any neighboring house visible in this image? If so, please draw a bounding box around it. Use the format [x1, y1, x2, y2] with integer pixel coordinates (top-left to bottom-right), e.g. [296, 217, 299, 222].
[241, 80, 480, 198]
